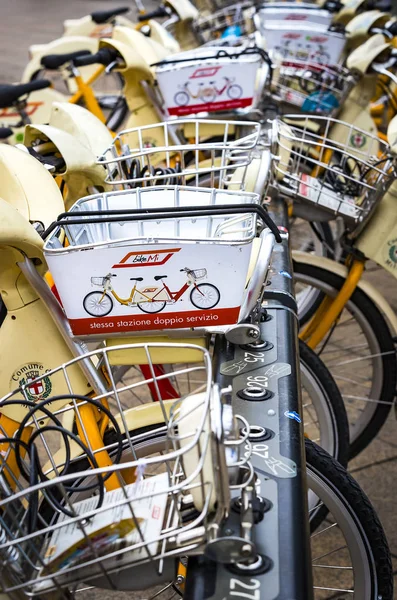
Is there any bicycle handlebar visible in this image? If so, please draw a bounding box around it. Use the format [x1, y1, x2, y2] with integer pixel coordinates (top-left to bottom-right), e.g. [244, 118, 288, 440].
[137, 6, 170, 22]
[73, 48, 120, 68]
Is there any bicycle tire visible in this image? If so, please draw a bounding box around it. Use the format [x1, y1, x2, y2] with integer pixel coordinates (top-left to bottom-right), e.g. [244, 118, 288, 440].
[299, 339, 349, 467]
[174, 91, 190, 107]
[306, 439, 393, 600]
[293, 259, 396, 458]
[105, 94, 129, 131]
[83, 291, 113, 317]
[53, 432, 391, 598]
[227, 84, 243, 100]
[190, 284, 220, 310]
[137, 300, 167, 314]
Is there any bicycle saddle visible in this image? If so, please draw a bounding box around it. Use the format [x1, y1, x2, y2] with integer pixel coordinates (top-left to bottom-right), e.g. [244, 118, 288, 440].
[91, 7, 129, 24]
[0, 80, 51, 109]
[130, 277, 144, 281]
[41, 50, 91, 70]
[154, 275, 168, 281]
[0, 127, 12, 140]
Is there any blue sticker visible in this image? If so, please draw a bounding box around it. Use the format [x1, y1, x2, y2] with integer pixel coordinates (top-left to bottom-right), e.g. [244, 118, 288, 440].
[284, 410, 302, 423]
[221, 25, 242, 39]
[279, 270, 292, 279]
[301, 91, 339, 115]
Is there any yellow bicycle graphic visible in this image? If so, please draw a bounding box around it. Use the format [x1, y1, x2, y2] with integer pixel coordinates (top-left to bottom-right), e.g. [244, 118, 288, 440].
[83, 267, 221, 316]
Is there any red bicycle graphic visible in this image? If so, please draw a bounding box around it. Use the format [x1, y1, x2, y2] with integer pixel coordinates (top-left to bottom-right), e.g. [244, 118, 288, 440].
[83, 267, 221, 317]
[173, 77, 243, 107]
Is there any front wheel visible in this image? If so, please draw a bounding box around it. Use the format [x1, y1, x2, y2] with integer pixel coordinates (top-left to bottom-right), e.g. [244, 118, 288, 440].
[294, 258, 396, 458]
[190, 284, 220, 309]
[83, 291, 113, 317]
[137, 301, 166, 314]
[306, 439, 393, 599]
[174, 91, 189, 107]
[227, 84, 243, 100]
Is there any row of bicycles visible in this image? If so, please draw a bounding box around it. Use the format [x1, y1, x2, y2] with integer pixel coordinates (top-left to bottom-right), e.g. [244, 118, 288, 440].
[0, 0, 396, 598]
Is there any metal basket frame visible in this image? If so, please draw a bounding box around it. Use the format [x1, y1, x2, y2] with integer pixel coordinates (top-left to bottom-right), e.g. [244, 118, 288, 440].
[269, 60, 357, 118]
[0, 343, 253, 596]
[270, 114, 395, 230]
[97, 119, 262, 190]
[193, 3, 255, 44]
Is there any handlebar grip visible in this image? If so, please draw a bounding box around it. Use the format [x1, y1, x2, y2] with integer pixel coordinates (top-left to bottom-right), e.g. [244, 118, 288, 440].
[137, 6, 169, 21]
[387, 21, 397, 35]
[73, 47, 119, 68]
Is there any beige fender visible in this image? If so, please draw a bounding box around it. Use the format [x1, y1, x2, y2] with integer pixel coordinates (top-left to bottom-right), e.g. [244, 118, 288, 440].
[48, 101, 113, 156]
[292, 251, 397, 335]
[334, 0, 367, 25]
[63, 14, 135, 38]
[0, 201, 89, 416]
[25, 103, 113, 208]
[148, 19, 180, 53]
[346, 34, 390, 73]
[0, 144, 64, 226]
[22, 36, 99, 83]
[111, 25, 171, 63]
[346, 10, 390, 37]
[165, 0, 199, 21]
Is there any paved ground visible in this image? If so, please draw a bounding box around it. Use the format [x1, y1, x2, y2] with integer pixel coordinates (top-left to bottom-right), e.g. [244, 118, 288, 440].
[0, 0, 397, 597]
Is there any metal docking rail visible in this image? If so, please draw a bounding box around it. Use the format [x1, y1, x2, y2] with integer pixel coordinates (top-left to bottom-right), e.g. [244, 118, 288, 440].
[184, 198, 313, 600]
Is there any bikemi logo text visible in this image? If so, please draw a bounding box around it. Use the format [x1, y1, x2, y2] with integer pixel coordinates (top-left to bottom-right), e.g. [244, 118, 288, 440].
[112, 248, 181, 269]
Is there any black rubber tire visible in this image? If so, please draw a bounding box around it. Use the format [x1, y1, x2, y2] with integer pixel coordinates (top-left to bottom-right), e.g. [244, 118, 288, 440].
[42, 432, 392, 599]
[190, 283, 220, 310]
[105, 94, 128, 132]
[294, 260, 396, 459]
[299, 339, 349, 467]
[306, 439, 393, 600]
[0, 296, 6, 327]
[83, 291, 113, 317]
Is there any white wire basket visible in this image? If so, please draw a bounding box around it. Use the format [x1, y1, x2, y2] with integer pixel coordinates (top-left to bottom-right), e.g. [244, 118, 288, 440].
[153, 46, 268, 118]
[193, 3, 255, 44]
[0, 343, 252, 596]
[43, 186, 276, 336]
[269, 61, 357, 117]
[97, 119, 262, 189]
[270, 115, 394, 228]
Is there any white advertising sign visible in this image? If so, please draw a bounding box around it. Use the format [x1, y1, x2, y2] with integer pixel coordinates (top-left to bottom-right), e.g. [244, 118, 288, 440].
[256, 7, 333, 27]
[46, 242, 252, 335]
[299, 174, 358, 219]
[264, 23, 345, 66]
[156, 50, 262, 117]
[41, 474, 168, 579]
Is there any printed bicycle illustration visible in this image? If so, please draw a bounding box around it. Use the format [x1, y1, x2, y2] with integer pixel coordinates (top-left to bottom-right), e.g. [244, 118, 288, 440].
[276, 41, 330, 64]
[173, 77, 243, 107]
[83, 267, 221, 316]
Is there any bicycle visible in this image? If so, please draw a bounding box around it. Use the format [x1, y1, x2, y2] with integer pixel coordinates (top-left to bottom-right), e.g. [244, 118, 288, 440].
[174, 76, 243, 107]
[83, 268, 221, 317]
[268, 111, 397, 456]
[0, 233, 390, 599]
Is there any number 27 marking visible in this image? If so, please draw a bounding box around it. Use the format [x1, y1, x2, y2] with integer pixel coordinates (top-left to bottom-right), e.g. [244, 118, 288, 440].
[230, 578, 260, 599]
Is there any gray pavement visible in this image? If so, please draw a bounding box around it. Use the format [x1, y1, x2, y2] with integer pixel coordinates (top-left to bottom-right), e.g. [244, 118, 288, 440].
[0, 1, 396, 596]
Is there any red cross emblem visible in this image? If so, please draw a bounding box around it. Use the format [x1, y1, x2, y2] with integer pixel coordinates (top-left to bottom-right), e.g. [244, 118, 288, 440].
[26, 377, 44, 396]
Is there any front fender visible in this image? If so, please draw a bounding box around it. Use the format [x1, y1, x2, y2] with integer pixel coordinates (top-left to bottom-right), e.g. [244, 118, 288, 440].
[292, 251, 397, 335]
